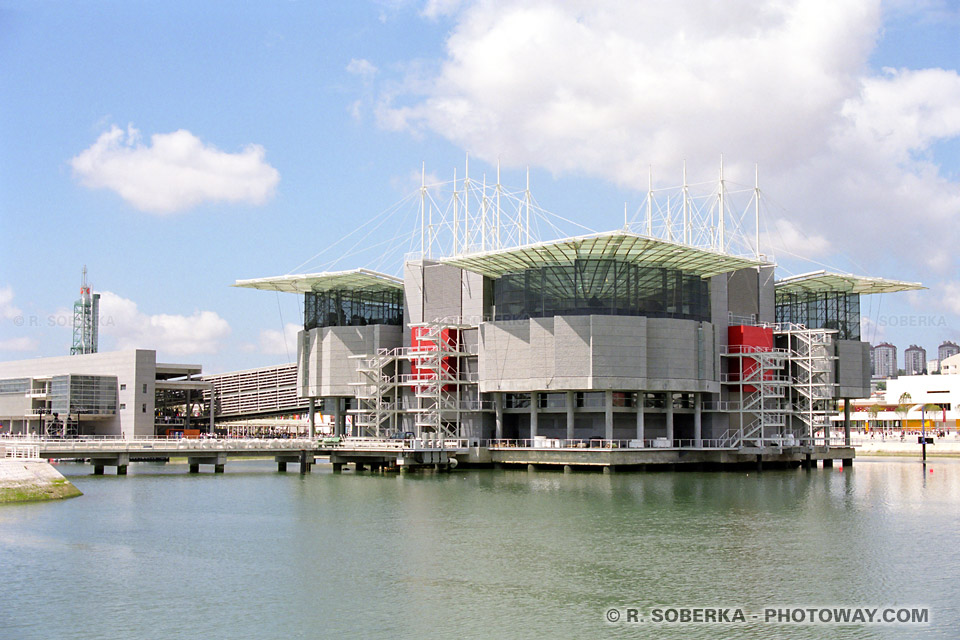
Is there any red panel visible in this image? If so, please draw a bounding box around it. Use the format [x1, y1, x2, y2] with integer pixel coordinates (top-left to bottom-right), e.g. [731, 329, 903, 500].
[727, 325, 774, 392]
[411, 327, 459, 392]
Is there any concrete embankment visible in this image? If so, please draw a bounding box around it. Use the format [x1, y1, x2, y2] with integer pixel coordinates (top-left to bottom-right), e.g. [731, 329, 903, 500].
[0, 459, 82, 504]
[854, 438, 960, 458]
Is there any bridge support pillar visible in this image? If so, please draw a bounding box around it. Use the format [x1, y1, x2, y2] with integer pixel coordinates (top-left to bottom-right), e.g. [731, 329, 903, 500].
[823, 458, 834, 468]
[277, 461, 287, 472]
[802, 453, 812, 469]
[188, 453, 227, 473]
[332, 463, 343, 474]
[299, 450, 312, 474]
[189, 464, 200, 474]
[756, 454, 763, 472]
[214, 464, 224, 473]
[93, 465, 104, 475]
[842, 458, 853, 468]
[117, 465, 127, 475]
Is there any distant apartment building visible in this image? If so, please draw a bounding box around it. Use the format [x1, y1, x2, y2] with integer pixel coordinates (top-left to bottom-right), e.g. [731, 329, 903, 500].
[873, 343, 897, 378]
[928, 359, 941, 374]
[904, 344, 927, 375]
[939, 341, 960, 363]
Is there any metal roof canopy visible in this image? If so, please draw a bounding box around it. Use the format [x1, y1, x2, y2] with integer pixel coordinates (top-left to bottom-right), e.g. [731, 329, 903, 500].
[438, 230, 768, 279]
[775, 270, 925, 295]
[233, 268, 403, 294]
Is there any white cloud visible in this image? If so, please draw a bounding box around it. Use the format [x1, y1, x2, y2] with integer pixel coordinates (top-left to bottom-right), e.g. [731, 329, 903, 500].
[937, 281, 960, 316]
[0, 286, 21, 320]
[346, 58, 379, 79]
[71, 125, 280, 214]
[760, 219, 831, 260]
[98, 291, 231, 355]
[0, 337, 38, 352]
[258, 322, 301, 357]
[369, 0, 960, 276]
[422, 0, 464, 19]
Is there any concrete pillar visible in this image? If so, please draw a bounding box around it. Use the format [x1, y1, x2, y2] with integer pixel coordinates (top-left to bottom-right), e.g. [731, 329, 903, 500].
[756, 454, 763, 472]
[694, 392, 702, 448]
[604, 390, 614, 442]
[666, 394, 674, 444]
[843, 399, 851, 447]
[494, 392, 503, 441]
[93, 465, 104, 475]
[566, 391, 575, 441]
[214, 464, 224, 473]
[277, 461, 287, 472]
[299, 450, 312, 474]
[823, 458, 834, 468]
[529, 393, 538, 441]
[332, 398, 343, 438]
[332, 463, 343, 474]
[308, 397, 316, 440]
[189, 464, 200, 474]
[209, 389, 216, 434]
[117, 465, 127, 475]
[842, 458, 853, 467]
[636, 394, 645, 444]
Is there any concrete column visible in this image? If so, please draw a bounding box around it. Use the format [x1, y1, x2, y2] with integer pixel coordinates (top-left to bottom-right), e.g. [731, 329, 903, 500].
[694, 392, 702, 448]
[117, 465, 127, 475]
[277, 461, 287, 472]
[214, 464, 224, 473]
[332, 397, 342, 438]
[189, 463, 200, 474]
[308, 397, 316, 439]
[566, 391, 575, 441]
[843, 399, 851, 447]
[666, 394, 675, 444]
[494, 392, 503, 440]
[331, 463, 343, 474]
[93, 465, 104, 475]
[209, 389, 216, 434]
[184, 389, 190, 432]
[604, 390, 614, 442]
[636, 393, 645, 444]
[529, 393, 538, 441]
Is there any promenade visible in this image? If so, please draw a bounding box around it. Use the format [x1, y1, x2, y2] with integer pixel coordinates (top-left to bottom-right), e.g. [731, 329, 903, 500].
[849, 434, 960, 457]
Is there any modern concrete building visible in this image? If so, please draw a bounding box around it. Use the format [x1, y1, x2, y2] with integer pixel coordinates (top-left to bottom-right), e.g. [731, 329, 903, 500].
[234, 175, 923, 451]
[904, 344, 926, 375]
[873, 343, 898, 379]
[0, 350, 212, 437]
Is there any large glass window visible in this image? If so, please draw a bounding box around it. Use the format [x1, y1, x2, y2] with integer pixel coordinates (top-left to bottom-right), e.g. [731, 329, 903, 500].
[492, 259, 710, 322]
[50, 375, 117, 416]
[304, 289, 403, 330]
[775, 291, 860, 340]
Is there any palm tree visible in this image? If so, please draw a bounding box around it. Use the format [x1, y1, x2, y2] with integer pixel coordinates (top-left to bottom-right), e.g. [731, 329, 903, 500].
[895, 392, 912, 435]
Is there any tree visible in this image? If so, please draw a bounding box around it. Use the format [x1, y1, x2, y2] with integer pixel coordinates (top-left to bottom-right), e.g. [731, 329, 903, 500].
[867, 404, 880, 433]
[895, 392, 912, 431]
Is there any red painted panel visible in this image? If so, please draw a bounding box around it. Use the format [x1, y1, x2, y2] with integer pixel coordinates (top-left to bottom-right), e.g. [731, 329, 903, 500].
[411, 327, 459, 392]
[727, 325, 774, 391]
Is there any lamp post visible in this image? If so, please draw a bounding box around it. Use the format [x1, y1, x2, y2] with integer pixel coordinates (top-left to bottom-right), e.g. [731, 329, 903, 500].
[921, 405, 927, 463]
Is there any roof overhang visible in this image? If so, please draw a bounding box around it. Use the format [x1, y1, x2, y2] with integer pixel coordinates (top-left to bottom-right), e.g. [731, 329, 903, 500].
[775, 270, 925, 296]
[438, 231, 768, 279]
[233, 268, 403, 294]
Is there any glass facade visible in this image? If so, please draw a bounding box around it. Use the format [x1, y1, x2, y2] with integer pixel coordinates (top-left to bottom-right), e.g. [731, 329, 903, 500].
[0, 378, 30, 394]
[492, 259, 710, 322]
[304, 289, 403, 330]
[50, 375, 118, 416]
[775, 291, 860, 340]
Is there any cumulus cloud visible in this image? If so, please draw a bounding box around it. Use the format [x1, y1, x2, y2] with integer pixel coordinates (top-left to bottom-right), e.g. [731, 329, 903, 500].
[98, 291, 231, 355]
[0, 286, 21, 320]
[367, 0, 960, 274]
[258, 322, 301, 357]
[70, 125, 280, 214]
[347, 58, 379, 79]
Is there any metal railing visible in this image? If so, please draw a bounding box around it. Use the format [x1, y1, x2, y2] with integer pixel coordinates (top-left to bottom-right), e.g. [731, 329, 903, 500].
[486, 438, 731, 450]
[1, 443, 40, 459]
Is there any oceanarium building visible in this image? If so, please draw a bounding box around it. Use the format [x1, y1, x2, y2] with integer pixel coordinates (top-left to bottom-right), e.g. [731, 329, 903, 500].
[236, 171, 922, 452]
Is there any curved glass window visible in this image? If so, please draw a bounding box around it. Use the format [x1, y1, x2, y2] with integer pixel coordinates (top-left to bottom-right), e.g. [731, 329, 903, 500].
[304, 289, 403, 330]
[492, 259, 710, 322]
[775, 291, 860, 340]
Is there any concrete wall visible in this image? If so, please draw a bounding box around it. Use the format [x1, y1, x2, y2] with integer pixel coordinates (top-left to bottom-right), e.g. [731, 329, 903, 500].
[835, 339, 871, 399]
[298, 324, 403, 397]
[0, 349, 158, 437]
[479, 315, 718, 393]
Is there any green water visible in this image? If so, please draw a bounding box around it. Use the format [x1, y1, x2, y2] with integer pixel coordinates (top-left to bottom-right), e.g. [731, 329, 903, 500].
[1, 459, 957, 639]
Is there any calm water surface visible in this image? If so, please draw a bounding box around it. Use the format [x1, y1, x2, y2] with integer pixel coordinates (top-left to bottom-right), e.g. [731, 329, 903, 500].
[1, 458, 958, 639]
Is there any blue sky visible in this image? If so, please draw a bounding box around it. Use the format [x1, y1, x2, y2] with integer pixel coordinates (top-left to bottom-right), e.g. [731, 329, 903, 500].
[2, 0, 959, 373]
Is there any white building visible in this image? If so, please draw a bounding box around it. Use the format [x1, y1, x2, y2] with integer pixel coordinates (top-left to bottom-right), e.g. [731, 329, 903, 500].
[0, 350, 211, 438]
[942, 353, 960, 376]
